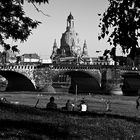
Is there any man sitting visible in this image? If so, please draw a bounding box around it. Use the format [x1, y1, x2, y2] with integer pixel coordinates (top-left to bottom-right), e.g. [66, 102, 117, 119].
[79, 100, 88, 112]
[46, 96, 57, 110]
[62, 100, 74, 111]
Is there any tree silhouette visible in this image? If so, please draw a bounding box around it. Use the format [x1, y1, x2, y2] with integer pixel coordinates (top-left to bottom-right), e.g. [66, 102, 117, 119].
[110, 47, 116, 61]
[103, 49, 110, 60]
[98, 0, 140, 60]
[12, 45, 20, 54]
[0, 0, 49, 50]
[4, 44, 11, 51]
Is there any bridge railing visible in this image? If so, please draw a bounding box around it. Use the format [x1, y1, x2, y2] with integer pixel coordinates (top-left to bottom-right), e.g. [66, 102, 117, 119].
[50, 64, 140, 71]
[0, 64, 37, 70]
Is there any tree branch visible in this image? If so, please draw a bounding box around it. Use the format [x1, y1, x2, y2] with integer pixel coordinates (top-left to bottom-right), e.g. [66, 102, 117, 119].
[31, 2, 51, 17]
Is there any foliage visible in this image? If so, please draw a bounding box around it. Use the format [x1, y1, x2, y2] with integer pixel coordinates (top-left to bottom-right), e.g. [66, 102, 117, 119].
[99, 0, 140, 59]
[103, 47, 116, 61]
[11, 45, 20, 53]
[0, 0, 49, 50]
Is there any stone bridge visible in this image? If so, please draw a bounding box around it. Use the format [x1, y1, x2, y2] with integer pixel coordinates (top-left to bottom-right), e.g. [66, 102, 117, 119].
[0, 64, 37, 91]
[0, 64, 140, 93]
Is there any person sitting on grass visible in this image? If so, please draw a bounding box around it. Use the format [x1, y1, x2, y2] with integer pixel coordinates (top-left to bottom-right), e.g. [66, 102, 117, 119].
[62, 100, 74, 111]
[66, 100, 75, 111]
[0, 97, 9, 103]
[46, 96, 57, 110]
[79, 100, 88, 112]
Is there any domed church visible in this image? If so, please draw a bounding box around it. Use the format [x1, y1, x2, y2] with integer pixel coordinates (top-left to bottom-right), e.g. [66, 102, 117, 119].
[50, 13, 88, 63]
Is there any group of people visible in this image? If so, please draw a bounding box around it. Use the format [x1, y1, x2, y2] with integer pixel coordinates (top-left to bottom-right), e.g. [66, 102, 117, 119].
[46, 96, 88, 112]
[63, 99, 88, 111]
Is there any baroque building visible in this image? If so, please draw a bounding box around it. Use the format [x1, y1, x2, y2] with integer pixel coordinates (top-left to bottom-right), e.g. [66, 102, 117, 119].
[50, 13, 88, 63]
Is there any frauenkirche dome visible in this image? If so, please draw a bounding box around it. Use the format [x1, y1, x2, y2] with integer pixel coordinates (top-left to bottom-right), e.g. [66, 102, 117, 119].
[50, 13, 88, 63]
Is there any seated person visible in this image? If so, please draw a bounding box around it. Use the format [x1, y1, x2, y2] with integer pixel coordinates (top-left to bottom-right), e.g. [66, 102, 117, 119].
[79, 100, 88, 112]
[46, 96, 57, 110]
[65, 100, 74, 111]
[62, 100, 74, 111]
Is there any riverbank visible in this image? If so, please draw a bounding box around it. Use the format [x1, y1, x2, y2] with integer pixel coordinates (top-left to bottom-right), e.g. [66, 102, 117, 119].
[0, 92, 139, 117]
[0, 92, 140, 139]
[0, 100, 140, 139]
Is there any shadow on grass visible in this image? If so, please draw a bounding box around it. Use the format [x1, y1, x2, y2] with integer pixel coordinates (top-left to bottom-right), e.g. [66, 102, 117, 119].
[0, 102, 140, 139]
[0, 120, 72, 140]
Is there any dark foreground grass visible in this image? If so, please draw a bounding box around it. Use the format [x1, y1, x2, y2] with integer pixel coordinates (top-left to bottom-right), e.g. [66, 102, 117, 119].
[0, 102, 140, 140]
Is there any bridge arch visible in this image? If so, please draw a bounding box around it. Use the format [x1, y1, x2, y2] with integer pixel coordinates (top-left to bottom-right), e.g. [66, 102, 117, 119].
[0, 70, 36, 91]
[52, 70, 101, 94]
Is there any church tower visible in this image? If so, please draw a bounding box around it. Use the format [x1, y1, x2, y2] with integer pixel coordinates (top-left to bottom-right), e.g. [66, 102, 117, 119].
[81, 40, 88, 57]
[50, 39, 58, 59]
[52, 39, 58, 52]
[67, 12, 74, 30]
[60, 13, 81, 57]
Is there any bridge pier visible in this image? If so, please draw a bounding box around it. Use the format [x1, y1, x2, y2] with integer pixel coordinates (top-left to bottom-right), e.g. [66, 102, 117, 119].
[101, 68, 122, 94]
[34, 66, 56, 92]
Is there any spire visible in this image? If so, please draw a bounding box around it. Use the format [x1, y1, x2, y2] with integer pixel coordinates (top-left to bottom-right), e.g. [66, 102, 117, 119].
[52, 39, 58, 55]
[53, 39, 57, 48]
[82, 40, 88, 57]
[50, 39, 58, 60]
[83, 40, 87, 49]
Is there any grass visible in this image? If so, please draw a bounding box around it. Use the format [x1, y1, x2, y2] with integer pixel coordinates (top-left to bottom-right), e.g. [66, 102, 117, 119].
[0, 92, 140, 139]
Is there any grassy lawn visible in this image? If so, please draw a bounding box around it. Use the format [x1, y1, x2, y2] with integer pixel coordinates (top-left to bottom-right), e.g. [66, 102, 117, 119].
[0, 92, 140, 139]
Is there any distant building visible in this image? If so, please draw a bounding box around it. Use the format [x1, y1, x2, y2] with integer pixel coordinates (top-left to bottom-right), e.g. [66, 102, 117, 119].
[49, 13, 116, 66]
[50, 13, 89, 64]
[90, 57, 114, 65]
[21, 53, 40, 63]
[41, 59, 52, 64]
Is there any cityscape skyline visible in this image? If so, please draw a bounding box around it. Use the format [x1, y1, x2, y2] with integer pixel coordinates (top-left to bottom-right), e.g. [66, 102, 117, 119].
[8, 0, 123, 59]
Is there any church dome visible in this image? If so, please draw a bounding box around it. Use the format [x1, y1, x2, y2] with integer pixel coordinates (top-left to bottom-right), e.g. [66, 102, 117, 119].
[51, 13, 84, 58]
[61, 30, 79, 47]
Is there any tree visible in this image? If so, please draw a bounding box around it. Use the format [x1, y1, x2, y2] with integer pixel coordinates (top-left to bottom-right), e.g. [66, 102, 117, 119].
[0, 0, 49, 50]
[98, 0, 140, 60]
[110, 47, 116, 61]
[11, 45, 20, 54]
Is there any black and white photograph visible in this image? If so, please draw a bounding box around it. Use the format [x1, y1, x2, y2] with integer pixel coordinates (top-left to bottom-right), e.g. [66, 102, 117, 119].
[0, 0, 140, 139]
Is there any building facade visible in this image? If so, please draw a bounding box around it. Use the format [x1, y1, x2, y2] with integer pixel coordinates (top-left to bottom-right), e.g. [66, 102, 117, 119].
[50, 13, 115, 65]
[50, 13, 88, 64]
[21, 53, 40, 63]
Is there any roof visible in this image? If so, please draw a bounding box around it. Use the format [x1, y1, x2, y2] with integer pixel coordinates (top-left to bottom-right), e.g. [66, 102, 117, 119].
[22, 53, 40, 59]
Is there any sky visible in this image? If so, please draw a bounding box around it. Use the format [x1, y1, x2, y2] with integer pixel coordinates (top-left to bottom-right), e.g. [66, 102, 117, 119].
[16, 0, 122, 59]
